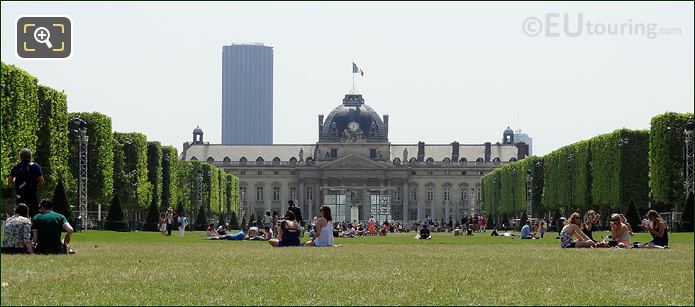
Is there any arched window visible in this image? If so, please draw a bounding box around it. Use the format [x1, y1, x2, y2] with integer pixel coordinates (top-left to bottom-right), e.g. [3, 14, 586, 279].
[255, 156, 264, 165]
[509, 157, 517, 162]
[409, 157, 417, 163]
[223, 156, 231, 164]
[330, 122, 337, 136]
[459, 157, 467, 162]
[426, 157, 434, 162]
[190, 156, 198, 161]
[239, 157, 247, 165]
[492, 157, 501, 162]
[206, 157, 214, 163]
[476, 157, 484, 162]
[272, 157, 281, 165]
[306, 157, 314, 162]
[289, 157, 297, 165]
[443, 157, 451, 162]
[393, 157, 401, 165]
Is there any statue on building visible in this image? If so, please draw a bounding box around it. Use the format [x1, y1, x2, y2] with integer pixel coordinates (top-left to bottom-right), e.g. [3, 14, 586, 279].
[299, 148, 304, 161]
[403, 148, 408, 162]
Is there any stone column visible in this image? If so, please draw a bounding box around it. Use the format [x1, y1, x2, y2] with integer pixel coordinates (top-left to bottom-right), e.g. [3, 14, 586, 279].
[298, 180, 305, 217]
[264, 183, 271, 212]
[402, 181, 409, 221]
[417, 184, 423, 221]
[431, 184, 437, 221]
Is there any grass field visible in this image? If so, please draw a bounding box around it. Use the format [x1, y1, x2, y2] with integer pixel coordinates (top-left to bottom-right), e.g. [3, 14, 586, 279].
[1, 230, 693, 306]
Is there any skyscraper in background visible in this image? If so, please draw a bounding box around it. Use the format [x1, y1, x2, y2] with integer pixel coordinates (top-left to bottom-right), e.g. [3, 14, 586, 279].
[514, 129, 533, 156]
[221, 43, 273, 144]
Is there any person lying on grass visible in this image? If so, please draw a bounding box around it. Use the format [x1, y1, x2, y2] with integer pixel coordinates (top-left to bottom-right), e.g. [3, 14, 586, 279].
[206, 228, 248, 240]
[560, 212, 595, 248]
[269, 211, 301, 247]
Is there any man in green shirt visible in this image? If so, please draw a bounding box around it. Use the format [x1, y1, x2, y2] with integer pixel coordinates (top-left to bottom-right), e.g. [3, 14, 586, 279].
[32, 199, 73, 254]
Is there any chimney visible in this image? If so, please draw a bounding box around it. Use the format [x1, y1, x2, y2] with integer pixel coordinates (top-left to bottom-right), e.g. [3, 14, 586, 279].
[417, 141, 425, 162]
[451, 141, 460, 161]
[484, 142, 491, 162]
[383, 114, 389, 137]
[318, 114, 324, 135]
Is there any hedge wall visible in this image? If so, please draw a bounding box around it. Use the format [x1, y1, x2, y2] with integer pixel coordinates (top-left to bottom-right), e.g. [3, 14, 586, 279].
[146, 141, 162, 211]
[113, 132, 151, 211]
[35, 85, 71, 199]
[541, 140, 592, 214]
[68, 112, 114, 205]
[590, 129, 650, 214]
[1, 63, 39, 189]
[649, 112, 695, 211]
[161, 146, 178, 210]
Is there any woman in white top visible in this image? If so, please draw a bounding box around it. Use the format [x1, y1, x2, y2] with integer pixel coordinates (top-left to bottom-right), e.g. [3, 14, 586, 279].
[306, 205, 334, 247]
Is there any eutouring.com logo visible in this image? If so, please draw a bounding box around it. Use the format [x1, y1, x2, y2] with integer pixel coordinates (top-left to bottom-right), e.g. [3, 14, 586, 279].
[522, 13, 682, 39]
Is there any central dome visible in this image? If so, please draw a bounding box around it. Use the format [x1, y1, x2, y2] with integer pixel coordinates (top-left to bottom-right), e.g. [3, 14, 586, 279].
[319, 94, 388, 142]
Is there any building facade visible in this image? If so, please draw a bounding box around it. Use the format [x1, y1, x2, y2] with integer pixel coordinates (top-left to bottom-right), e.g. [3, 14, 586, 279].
[221, 43, 273, 145]
[184, 93, 528, 224]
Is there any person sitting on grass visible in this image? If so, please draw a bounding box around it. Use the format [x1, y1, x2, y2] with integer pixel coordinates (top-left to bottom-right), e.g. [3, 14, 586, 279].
[490, 228, 499, 236]
[560, 212, 595, 248]
[520, 221, 536, 239]
[453, 226, 461, 236]
[356, 224, 365, 236]
[32, 199, 75, 254]
[416, 226, 431, 239]
[217, 223, 229, 236]
[269, 211, 301, 247]
[619, 214, 634, 236]
[379, 222, 389, 236]
[306, 205, 334, 247]
[609, 214, 631, 248]
[341, 224, 357, 238]
[262, 226, 273, 240]
[206, 223, 217, 238]
[206, 228, 248, 240]
[1, 203, 33, 254]
[640, 210, 669, 249]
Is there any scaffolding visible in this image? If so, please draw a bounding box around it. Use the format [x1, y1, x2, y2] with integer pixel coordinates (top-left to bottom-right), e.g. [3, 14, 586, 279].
[77, 126, 89, 230]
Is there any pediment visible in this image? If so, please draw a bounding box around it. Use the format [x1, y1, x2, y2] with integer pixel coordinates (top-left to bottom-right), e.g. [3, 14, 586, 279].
[320, 153, 387, 169]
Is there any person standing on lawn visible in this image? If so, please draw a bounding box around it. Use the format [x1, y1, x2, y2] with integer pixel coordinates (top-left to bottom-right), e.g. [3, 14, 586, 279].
[7, 148, 44, 217]
[165, 207, 174, 236]
[177, 212, 188, 237]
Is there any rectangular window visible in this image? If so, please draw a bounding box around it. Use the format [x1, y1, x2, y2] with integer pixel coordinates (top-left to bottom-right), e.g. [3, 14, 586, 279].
[427, 187, 434, 201]
[273, 171, 279, 175]
[240, 171, 246, 175]
[239, 186, 248, 201]
[394, 188, 401, 201]
[330, 148, 338, 159]
[409, 209, 418, 221]
[306, 187, 313, 201]
[256, 186, 263, 201]
[462, 189, 468, 202]
[290, 187, 297, 202]
[273, 186, 280, 201]
[370, 149, 377, 159]
[444, 187, 450, 201]
[410, 188, 417, 201]
[477, 188, 481, 201]
[257, 170, 263, 175]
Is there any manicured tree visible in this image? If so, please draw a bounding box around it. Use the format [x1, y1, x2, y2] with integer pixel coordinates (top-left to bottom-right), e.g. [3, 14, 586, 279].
[175, 203, 184, 215]
[624, 200, 641, 232]
[194, 205, 208, 231]
[105, 195, 129, 232]
[143, 199, 160, 231]
[68, 112, 114, 205]
[681, 192, 693, 232]
[218, 214, 226, 228]
[240, 214, 247, 230]
[520, 211, 528, 230]
[248, 214, 256, 227]
[0, 62, 39, 190]
[113, 132, 152, 224]
[229, 211, 239, 230]
[51, 178, 75, 228]
[649, 112, 695, 212]
[36, 85, 70, 200]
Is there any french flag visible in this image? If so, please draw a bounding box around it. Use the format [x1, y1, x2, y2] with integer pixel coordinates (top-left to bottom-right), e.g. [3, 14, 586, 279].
[352, 62, 364, 76]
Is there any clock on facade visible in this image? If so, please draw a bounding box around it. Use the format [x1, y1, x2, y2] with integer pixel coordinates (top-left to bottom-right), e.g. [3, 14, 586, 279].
[348, 121, 360, 132]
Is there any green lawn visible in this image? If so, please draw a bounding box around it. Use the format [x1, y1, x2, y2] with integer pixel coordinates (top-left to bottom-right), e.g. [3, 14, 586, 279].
[1, 230, 693, 306]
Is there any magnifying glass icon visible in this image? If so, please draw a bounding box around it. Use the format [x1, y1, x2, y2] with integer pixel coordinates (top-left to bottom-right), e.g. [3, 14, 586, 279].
[33, 27, 53, 49]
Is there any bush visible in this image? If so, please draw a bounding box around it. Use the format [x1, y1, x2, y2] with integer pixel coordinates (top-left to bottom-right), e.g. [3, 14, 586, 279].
[229, 211, 239, 230]
[147, 141, 162, 212]
[113, 132, 151, 211]
[624, 200, 641, 232]
[143, 198, 160, 232]
[194, 206, 208, 231]
[52, 178, 75, 228]
[36, 85, 70, 200]
[105, 195, 129, 232]
[161, 146, 178, 211]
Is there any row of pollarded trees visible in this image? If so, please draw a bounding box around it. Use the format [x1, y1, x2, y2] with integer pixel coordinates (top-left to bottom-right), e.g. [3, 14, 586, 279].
[1, 62, 240, 231]
[482, 112, 694, 231]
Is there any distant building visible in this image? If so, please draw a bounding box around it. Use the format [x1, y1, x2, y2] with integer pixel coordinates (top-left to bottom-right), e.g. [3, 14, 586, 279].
[221, 43, 273, 145]
[514, 129, 533, 156]
[183, 92, 529, 223]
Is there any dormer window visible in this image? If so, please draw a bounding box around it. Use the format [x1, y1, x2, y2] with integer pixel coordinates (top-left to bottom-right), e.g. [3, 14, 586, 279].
[330, 122, 337, 136]
[369, 122, 377, 136]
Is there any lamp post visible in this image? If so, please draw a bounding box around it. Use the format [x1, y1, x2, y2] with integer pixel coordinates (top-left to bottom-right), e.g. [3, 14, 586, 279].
[617, 137, 629, 211]
[71, 117, 88, 231]
[526, 169, 533, 220]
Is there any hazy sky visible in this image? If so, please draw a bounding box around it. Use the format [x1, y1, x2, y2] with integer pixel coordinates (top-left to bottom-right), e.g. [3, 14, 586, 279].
[2, 1, 693, 155]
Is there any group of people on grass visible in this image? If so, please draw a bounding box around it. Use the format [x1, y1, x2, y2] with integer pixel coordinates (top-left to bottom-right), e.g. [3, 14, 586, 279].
[158, 207, 188, 237]
[2, 149, 75, 255]
[559, 210, 669, 249]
